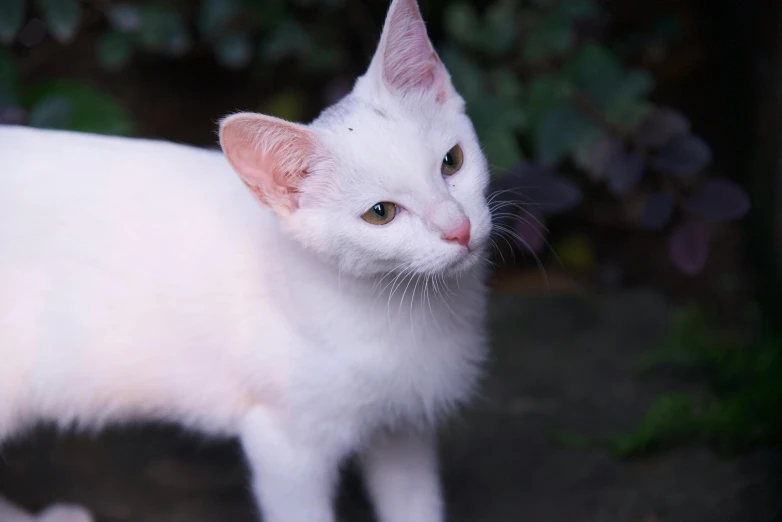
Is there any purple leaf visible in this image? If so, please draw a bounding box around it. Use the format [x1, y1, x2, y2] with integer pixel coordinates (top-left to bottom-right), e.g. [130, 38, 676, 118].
[592, 137, 623, 170]
[641, 191, 675, 231]
[514, 209, 546, 254]
[498, 162, 583, 216]
[605, 149, 645, 196]
[575, 135, 622, 180]
[651, 134, 712, 178]
[683, 179, 750, 222]
[669, 221, 710, 275]
[635, 107, 690, 148]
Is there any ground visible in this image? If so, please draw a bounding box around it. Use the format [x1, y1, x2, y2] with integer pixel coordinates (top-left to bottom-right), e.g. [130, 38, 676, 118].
[1, 290, 778, 522]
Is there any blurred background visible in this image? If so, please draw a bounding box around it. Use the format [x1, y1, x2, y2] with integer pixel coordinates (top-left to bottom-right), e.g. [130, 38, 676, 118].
[1, 0, 781, 521]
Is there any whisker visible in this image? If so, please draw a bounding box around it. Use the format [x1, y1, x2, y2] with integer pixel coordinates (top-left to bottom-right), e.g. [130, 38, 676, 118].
[424, 274, 443, 337]
[491, 225, 518, 263]
[514, 212, 565, 270]
[385, 264, 416, 321]
[487, 236, 507, 267]
[397, 268, 419, 317]
[493, 224, 551, 295]
[436, 273, 459, 318]
[372, 261, 411, 304]
[489, 198, 564, 271]
[408, 273, 421, 350]
[371, 261, 408, 295]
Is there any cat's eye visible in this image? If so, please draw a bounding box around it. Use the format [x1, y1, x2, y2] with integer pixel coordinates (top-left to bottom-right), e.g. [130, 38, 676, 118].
[441, 144, 464, 176]
[361, 202, 397, 225]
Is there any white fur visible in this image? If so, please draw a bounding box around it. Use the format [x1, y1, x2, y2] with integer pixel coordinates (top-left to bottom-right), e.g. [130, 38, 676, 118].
[0, 0, 491, 520]
[0, 499, 92, 522]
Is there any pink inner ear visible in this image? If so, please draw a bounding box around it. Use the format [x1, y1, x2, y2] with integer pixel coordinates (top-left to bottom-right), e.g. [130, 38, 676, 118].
[220, 114, 315, 211]
[381, 0, 448, 97]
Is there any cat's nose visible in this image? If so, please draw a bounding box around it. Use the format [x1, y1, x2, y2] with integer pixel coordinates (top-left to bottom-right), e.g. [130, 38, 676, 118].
[442, 219, 471, 247]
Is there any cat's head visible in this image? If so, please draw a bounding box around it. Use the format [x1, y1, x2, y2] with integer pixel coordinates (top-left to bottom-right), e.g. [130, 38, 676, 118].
[219, 0, 491, 279]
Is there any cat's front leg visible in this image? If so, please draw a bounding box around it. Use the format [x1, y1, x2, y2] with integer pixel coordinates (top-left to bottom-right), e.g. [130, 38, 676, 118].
[360, 428, 444, 522]
[239, 406, 341, 522]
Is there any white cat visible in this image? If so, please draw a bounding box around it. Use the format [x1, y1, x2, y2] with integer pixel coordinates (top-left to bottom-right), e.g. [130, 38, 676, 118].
[0, 0, 492, 520]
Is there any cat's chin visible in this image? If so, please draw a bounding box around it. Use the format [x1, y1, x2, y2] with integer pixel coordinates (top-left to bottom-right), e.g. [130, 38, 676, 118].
[444, 244, 487, 276]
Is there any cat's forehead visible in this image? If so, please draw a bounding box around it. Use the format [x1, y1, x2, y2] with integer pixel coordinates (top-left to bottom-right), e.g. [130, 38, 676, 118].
[315, 95, 462, 160]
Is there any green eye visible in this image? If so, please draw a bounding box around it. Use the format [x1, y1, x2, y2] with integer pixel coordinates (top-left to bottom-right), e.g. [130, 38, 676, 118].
[441, 144, 463, 176]
[362, 202, 397, 225]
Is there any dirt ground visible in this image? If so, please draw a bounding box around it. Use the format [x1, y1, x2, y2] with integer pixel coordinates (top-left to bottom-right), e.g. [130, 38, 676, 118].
[1, 289, 779, 522]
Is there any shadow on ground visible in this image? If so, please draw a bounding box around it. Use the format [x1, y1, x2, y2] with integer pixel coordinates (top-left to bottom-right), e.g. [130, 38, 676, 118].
[1, 290, 779, 522]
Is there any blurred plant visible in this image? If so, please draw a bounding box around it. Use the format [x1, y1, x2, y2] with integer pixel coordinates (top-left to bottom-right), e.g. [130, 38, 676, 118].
[555, 305, 782, 457]
[0, 0, 751, 276]
[0, 0, 348, 134]
[1, 0, 135, 134]
[441, 0, 750, 276]
[615, 305, 782, 456]
[0, 47, 134, 134]
[0, 0, 346, 71]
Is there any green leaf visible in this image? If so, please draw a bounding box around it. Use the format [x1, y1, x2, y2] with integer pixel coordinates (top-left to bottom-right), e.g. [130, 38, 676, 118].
[0, 0, 25, 44]
[27, 95, 72, 129]
[198, 0, 241, 37]
[0, 49, 21, 105]
[261, 91, 305, 122]
[303, 45, 344, 73]
[261, 20, 312, 61]
[96, 32, 134, 72]
[522, 13, 573, 65]
[35, 0, 81, 43]
[481, 128, 524, 172]
[565, 44, 624, 108]
[25, 80, 134, 135]
[440, 46, 483, 103]
[443, 1, 481, 50]
[612, 393, 698, 458]
[481, 0, 517, 57]
[491, 69, 522, 102]
[534, 100, 595, 166]
[470, 96, 525, 136]
[524, 75, 571, 130]
[468, 91, 526, 171]
[214, 32, 253, 70]
[138, 5, 191, 57]
[244, 0, 286, 30]
[560, 0, 598, 19]
[605, 100, 652, 132]
[615, 69, 655, 102]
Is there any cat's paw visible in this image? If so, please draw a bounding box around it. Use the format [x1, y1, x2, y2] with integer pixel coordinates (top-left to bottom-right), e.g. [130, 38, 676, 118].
[36, 504, 93, 522]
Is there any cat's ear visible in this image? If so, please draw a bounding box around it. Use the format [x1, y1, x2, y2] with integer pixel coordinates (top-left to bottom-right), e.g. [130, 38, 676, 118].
[367, 0, 458, 103]
[219, 113, 318, 214]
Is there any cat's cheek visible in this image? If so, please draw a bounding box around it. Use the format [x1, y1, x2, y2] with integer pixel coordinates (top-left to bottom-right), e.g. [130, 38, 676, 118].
[282, 211, 330, 257]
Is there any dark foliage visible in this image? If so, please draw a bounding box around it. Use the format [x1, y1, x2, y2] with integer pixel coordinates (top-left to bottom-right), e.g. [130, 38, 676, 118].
[0, 0, 752, 275]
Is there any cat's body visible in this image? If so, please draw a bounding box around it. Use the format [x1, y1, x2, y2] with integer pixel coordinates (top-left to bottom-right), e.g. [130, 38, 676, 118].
[0, 1, 492, 521]
[0, 125, 485, 444]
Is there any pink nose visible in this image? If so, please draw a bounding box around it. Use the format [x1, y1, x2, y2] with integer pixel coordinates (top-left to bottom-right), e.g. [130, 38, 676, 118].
[442, 219, 471, 247]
